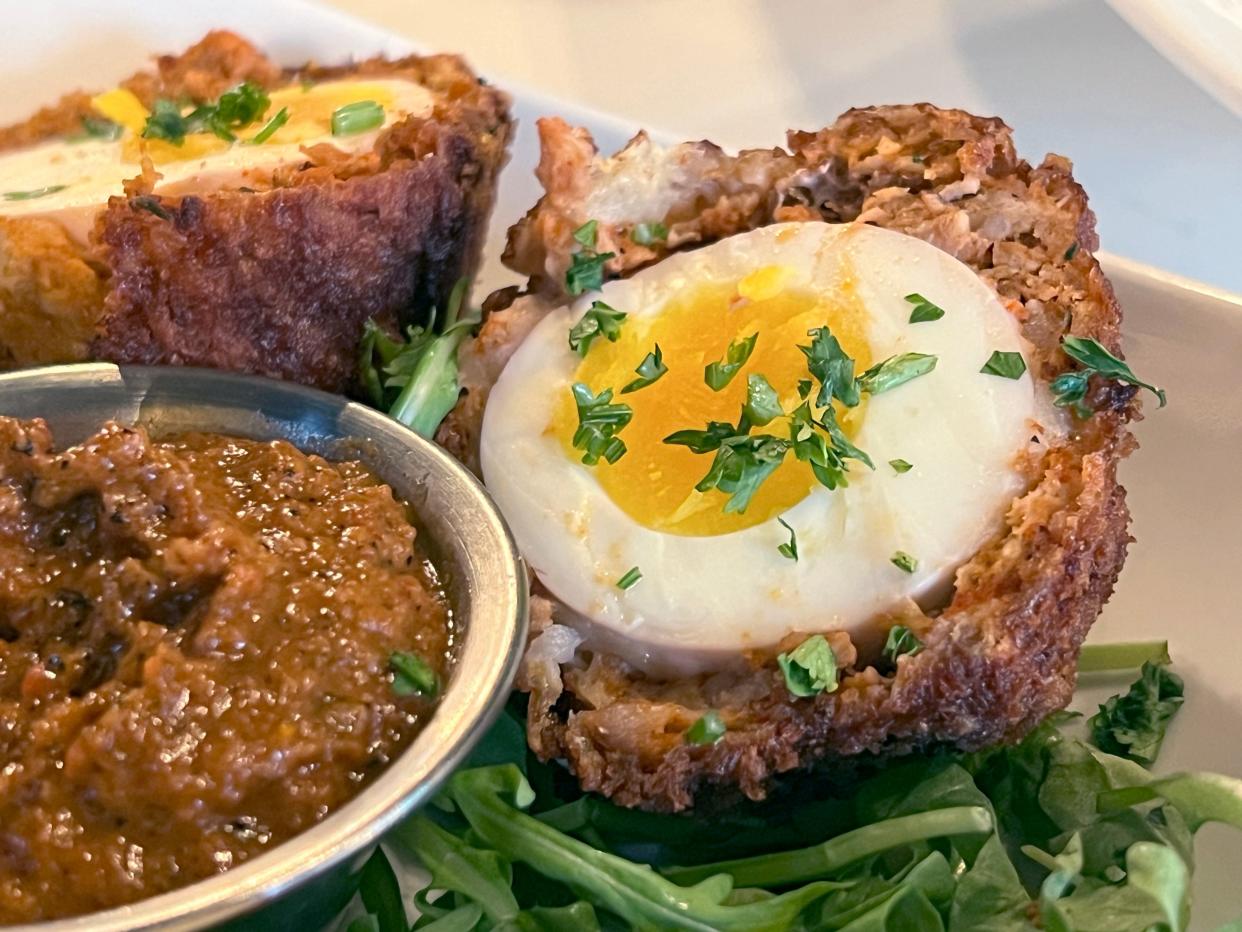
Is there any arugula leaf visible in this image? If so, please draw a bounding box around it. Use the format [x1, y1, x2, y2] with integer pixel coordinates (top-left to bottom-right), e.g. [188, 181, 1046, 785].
[686, 711, 726, 746]
[616, 567, 642, 590]
[778, 634, 839, 698]
[883, 625, 923, 661]
[694, 433, 791, 513]
[356, 847, 407, 932]
[857, 353, 938, 396]
[389, 650, 438, 697]
[1059, 336, 1167, 409]
[800, 326, 860, 408]
[743, 373, 783, 425]
[331, 99, 384, 136]
[980, 351, 1027, 380]
[777, 517, 798, 562]
[620, 344, 667, 393]
[889, 459, 913, 474]
[891, 551, 918, 573]
[571, 383, 633, 465]
[705, 333, 758, 390]
[905, 293, 946, 324]
[568, 301, 627, 356]
[632, 221, 668, 246]
[1089, 661, 1184, 766]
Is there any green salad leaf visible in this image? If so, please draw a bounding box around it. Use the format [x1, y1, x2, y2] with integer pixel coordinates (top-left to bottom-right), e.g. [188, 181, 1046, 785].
[1089, 661, 1184, 766]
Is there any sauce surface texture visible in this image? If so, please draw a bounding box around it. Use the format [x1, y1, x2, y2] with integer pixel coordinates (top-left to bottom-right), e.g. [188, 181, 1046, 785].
[0, 418, 449, 922]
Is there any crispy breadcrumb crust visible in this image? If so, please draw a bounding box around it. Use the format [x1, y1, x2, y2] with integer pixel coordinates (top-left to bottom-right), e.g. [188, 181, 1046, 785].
[453, 104, 1138, 811]
[0, 31, 511, 392]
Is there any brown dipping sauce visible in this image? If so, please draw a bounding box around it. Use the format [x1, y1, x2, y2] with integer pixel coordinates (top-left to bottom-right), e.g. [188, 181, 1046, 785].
[0, 418, 451, 923]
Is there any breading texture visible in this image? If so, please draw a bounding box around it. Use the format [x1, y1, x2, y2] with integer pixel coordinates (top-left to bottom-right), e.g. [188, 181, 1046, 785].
[0, 31, 511, 392]
[454, 104, 1138, 811]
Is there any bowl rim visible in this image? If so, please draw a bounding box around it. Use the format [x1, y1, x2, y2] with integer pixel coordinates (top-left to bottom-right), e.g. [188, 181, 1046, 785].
[0, 363, 528, 931]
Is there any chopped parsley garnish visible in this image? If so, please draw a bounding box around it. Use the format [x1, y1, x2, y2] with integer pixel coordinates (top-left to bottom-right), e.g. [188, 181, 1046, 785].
[704, 333, 758, 390]
[143, 82, 272, 145]
[905, 293, 945, 323]
[883, 625, 924, 661]
[692, 433, 791, 514]
[72, 116, 122, 142]
[789, 403, 851, 491]
[796, 378, 812, 400]
[571, 383, 632, 465]
[1089, 660, 1184, 766]
[631, 221, 669, 246]
[663, 420, 739, 453]
[568, 301, 627, 356]
[743, 374, 783, 426]
[889, 458, 913, 474]
[1052, 335, 1167, 416]
[777, 518, 798, 561]
[131, 195, 171, 219]
[891, 551, 918, 573]
[142, 99, 191, 144]
[1064, 242, 1079, 261]
[620, 344, 667, 394]
[778, 634, 839, 698]
[331, 99, 385, 136]
[616, 566, 643, 590]
[2, 185, 66, 201]
[566, 219, 615, 295]
[247, 106, 289, 144]
[799, 326, 859, 408]
[390, 650, 438, 697]
[685, 710, 726, 745]
[980, 350, 1027, 379]
[857, 352, 937, 395]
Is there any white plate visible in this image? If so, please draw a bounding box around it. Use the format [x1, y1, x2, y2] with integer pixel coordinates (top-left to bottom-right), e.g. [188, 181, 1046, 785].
[3, 1, 1241, 927]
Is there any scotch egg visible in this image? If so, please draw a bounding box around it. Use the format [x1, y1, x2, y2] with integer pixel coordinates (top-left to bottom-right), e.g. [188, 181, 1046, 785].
[481, 221, 1061, 675]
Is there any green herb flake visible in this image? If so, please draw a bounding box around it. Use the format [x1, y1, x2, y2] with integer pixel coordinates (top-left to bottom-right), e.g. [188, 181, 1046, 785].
[980, 350, 1027, 380]
[685, 710, 726, 745]
[1064, 242, 1079, 261]
[72, 116, 122, 142]
[1058, 335, 1166, 410]
[1089, 661, 1184, 766]
[571, 383, 632, 466]
[616, 566, 642, 590]
[883, 625, 924, 661]
[2, 185, 67, 201]
[663, 420, 738, 453]
[390, 650, 438, 697]
[777, 517, 798, 562]
[142, 98, 190, 144]
[799, 326, 859, 408]
[857, 352, 937, 395]
[572, 219, 599, 248]
[889, 458, 913, 474]
[743, 373, 783, 426]
[620, 344, 667, 394]
[777, 634, 838, 698]
[131, 195, 171, 220]
[565, 220, 615, 295]
[247, 106, 289, 144]
[568, 301, 627, 357]
[705, 333, 758, 390]
[905, 293, 945, 323]
[631, 221, 668, 246]
[796, 378, 812, 400]
[694, 433, 790, 514]
[331, 99, 385, 136]
[891, 550, 918, 573]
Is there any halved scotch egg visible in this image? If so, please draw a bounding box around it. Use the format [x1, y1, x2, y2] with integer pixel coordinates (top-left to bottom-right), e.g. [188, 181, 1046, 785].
[451, 104, 1148, 811]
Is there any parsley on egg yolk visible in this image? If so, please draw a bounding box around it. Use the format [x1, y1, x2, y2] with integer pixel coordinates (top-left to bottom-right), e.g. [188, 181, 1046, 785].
[552, 266, 873, 536]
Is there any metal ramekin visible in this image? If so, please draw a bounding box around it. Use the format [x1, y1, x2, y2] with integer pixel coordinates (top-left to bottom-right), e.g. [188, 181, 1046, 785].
[0, 364, 528, 931]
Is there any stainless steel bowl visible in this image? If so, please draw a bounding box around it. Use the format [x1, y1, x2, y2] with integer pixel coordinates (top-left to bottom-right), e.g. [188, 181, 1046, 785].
[0, 364, 528, 932]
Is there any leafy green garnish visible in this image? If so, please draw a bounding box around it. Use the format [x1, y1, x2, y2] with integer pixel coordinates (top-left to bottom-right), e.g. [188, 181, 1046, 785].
[692, 433, 790, 513]
[131, 195, 171, 220]
[777, 517, 798, 562]
[72, 116, 122, 142]
[353, 847, 407, 932]
[857, 352, 938, 395]
[704, 333, 758, 390]
[616, 566, 642, 590]
[358, 278, 479, 439]
[142, 99, 191, 143]
[573, 220, 600, 248]
[889, 458, 913, 474]
[620, 344, 667, 394]
[777, 634, 839, 698]
[631, 221, 668, 246]
[1065, 242, 1079, 261]
[247, 106, 288, 144]
[891, 550, 918, 573]
[389, 650, 438, 697]
[331, 99, 384, 136]
[799, 326, 859, 408]
[2, 185, 67, 201]
[1053, 336, 1167, 415]
[568, 301, 627, 356]
[743, 373, 782, 425]
[663, 420, 738, 453]
[1089, 661, 1185, 766]
[566, 220, 615, 295]
[905, 293, 945, 323]
[571, 383, 633, 465]
[685, 711, 726, 746]
[143, 82, 272, 144]
[883, 625, 923, 661]
[980, 350, 1027, 379]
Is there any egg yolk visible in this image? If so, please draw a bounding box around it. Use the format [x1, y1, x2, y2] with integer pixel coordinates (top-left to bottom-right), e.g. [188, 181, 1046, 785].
[553, 266, 873, 536]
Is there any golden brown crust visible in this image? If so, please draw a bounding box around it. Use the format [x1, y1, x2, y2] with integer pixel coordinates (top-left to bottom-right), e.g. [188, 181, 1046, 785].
[475, 103, 1138, 811]
[0, 32, 512, 392]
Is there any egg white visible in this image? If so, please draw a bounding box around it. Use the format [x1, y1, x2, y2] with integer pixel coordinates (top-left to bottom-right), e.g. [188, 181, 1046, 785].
[481, 221, 1060, 675]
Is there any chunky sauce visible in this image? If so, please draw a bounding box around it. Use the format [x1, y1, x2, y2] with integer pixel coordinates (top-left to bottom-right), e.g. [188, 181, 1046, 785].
[0, 419, 450, 922]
